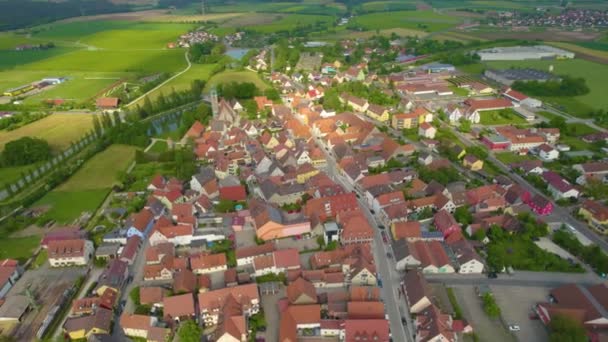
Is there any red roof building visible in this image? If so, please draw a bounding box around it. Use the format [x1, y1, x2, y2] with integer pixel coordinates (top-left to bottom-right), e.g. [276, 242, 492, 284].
[219, 185, 247, 202]
[96, 97, 120, 109]
[344, 319, 390, 342]
[433, 210, 460, 238]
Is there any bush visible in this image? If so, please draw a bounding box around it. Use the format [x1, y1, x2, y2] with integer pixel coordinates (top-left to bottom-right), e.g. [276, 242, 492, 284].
[2, 137, 51, 166]
[482, 293, 501, 318]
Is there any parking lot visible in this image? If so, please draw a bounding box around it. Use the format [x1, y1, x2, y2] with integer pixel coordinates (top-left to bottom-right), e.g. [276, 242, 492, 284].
[7, 264, 87, 341]
[451, 285, 514, 342]
[491, 285, 550, 342]
[260, 286, 285, 342]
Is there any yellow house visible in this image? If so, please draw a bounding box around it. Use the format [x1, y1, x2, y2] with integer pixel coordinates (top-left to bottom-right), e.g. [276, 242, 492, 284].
[64, 308, 113, 340]
[296, 164, 320, 184]
[579, 200, 608, 233]
[463, 155, 484, 171]
[391, 113, 417, 130]
[366, 104, 390, 122]
[339, 93, 369, 112]
[350, 267, 377, 286]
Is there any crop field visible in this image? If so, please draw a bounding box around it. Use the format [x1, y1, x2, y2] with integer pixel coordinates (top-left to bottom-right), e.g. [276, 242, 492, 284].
[485, 59, 608, 116]
[56, 144, 137, 191]
[0, 114, 94, 151]
[205, 70, 269, 90]
[202, 1, 345, 15]
[0, 33, 31, 50]
[361, 1, 417, 12]
[241, 13, 335, 33]
[352, 10, 462, 32]
[0, 47, 78, 71]
[547, 41, 608, 64]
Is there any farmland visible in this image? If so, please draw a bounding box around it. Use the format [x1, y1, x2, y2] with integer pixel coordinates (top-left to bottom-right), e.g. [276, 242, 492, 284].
[138, 63, 216, 104]
[484, 59, 608, 117]
[34, 144, 137, 223]
[0, 113, 94, 151]
[352, 10, 462, 32]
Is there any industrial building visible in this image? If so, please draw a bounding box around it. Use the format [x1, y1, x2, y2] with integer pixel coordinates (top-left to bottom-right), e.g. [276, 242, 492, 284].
[484, 68, 558, 86]
[476, 45, 575, 61]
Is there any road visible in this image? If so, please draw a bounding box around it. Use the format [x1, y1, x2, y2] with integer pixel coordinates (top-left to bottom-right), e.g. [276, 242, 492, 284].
[451, 127, 608, 255]
[318, 137, 413, 342]
[126, 50, 192, 108]
[424, 270, 603, 287]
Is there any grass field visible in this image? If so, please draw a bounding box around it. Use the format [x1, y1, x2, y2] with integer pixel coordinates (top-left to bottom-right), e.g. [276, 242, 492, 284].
[0, 114, 94, 151]
[361, 1, 417, 12]
[245, 13, 335, 33]
[478, 108, 527, 125]
[34, 144, 136, 223]
[205, 70, 269, 90]
[35, 189, 110, 224]
[0, 33, 30, 50]
[147, 140, 169, 153]
[495, 152, 535, 165]
[0, 47, 78, 71]
[352, 10, 462, 32]
[56, 144, 137, 191]
[547, 41, 608, 63]
[485, 59, 608, 117]
[0, 235, 41, 262]
[0, 163, 41, 186]
[139, 63, 216, 104]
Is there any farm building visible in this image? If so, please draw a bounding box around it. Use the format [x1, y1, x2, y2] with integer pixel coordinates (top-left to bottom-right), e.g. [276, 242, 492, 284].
[476, 45, 574, 61]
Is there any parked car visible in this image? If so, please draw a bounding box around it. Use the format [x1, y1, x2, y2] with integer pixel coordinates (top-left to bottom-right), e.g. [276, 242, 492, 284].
[386, 252, 392, 259]
[487, 272, 498, 279]
[381, 231, 388, 243]
[508, 324, 520, 332]
[378, 225, 385, 230]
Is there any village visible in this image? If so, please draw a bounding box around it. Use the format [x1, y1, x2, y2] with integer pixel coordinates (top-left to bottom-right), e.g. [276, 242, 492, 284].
[3, 34, 608, 342]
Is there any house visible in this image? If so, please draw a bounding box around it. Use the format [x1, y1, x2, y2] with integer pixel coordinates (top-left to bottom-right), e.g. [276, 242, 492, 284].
[402, 270, 432, 313]
[339, 93, 369, 112]
[236, 242, 275, 267]
[191, 253, 228, 274]
[538, 144, 559, 162]
[392, 221, 421, 241]
[503, 88, 542, 108]
[48, 239, 94, 267]
[279, 304, 322, 341]
[120, 313, 169, 341]
[535, 283, 608, 334]
[304, 192, 358, 222]
[96, 97, 119, 110]
[579, 200, 608, 233]
[526, 194, 554, 216]
[125, 209, 155, 239]
[463, 155, 484, 171]
[250, 199, 311, 241]
[449, 240, 485, 274]
[140, 287, 165, 308]
[416, 304, 455, 342]
[574, 162, 608, 185]
[339, 210, 374, 245]
[418, 122, 436, 139]
[0, 259, 21, 298]
[343, 319, 390, 342]
[197, 283, 260, 327]
[182, 121, 205, 143]
[119, 236, 142, 265]
[63, 307, 113, 340]
[163, 293, 196, 322]
[287, 277, 317, 304]
[219, 185, 247, 202]
[408, 241, 454, 274]
[542, 171, 579, 200]
[393, 239, 421, 271]
[253, 249, 301, 277]
[433, 210, 460, 238]
[366, 104, 390, 122]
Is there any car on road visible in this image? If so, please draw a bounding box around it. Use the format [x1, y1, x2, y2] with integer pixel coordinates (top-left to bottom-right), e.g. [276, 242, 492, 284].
[386, 252, 392, 259]
[378, 224, 385, 230]
[508, 324, 521, 332]
[487, 271, 498, 279]
[381, 231, 388, 243]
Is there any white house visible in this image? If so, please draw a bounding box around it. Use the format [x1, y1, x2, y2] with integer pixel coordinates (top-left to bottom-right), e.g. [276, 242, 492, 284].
[48, 239, 94, 267]
[538, 144, 559, 162]
[418, 122, 437, 139]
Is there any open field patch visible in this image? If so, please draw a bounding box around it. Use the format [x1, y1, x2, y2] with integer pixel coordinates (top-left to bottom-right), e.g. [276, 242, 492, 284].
[478, 108, 527, 125]
[0, 47, 78, 71]
[352, 10, 462, 32]
[56, 144, 137, 191]
[485, 59, 608, 116]
[34, 189, 109, 224]
[138, 63, 216, 105]
[547, 41, 608, 64]
[205, 70, 269, 90]
[242, 13, 334, 33]
[0, 235, 41, 262]
[0, 113, 94, 151]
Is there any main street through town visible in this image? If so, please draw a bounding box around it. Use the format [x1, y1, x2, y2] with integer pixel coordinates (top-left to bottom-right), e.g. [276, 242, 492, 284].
[318, 137, 414, 342]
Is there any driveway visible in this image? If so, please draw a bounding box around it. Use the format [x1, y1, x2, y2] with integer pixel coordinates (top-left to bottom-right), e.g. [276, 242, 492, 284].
[491, 285, 550, 342]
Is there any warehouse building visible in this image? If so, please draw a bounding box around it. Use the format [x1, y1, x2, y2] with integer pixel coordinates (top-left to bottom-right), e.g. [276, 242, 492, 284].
[477, 45, 574, 61]
[484, 68, 558, 86]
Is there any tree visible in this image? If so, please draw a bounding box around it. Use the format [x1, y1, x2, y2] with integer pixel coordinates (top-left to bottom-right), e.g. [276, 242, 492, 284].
[178, 320, 202, 342]
[482, 293, 501, 318]
[2, 137, 51, 166]
[454, 206, 473, 225]
[549, 314, 587, 342]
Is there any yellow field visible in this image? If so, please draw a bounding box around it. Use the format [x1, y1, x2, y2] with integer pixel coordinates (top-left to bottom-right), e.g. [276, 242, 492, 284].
[0, 113, 94, 151]
[547, 41, 608, 60]
[144, 12, 244, 23]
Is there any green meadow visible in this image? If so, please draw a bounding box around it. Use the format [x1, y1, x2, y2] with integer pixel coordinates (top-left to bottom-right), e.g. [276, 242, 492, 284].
[352, 10, 462, 32]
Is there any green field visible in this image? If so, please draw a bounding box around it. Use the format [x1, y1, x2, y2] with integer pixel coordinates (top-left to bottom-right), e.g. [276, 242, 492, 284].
[485, 59, 608, 117]
[0, 235, 41, 262]
[0, 163, 41, 185]
[35, 189, 110, 224]
[247, 13, 334, 33]
[56, 144, 137, 191]
[34, 144, 136, 223]
[478, 108, 527, 125]
[352, 10, 462, 32]
[360, 1, 417, 12]
[139, 63, 216, 104]
[495, 152, 535, 165]
[147, 140, 169, 154]
[205, 70, 269, 90]
[0, 114, 93, 151]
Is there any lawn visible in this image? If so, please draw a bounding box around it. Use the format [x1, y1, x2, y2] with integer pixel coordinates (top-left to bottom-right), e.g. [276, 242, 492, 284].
[495, 152, 534, 165]
[0, 47, 78, 71]
[0, 163, 42, 185]
[147, 140, 169, 154]
[22, 73, 127, 104]
[449, 85, 469, 97]
[205, 70, 269, 90]
[352, 10, 462, 32]
[0, 235, 41, 262]
[56, 144, 137, 191]
[246, 13, 334, 33]
[0, 32, 30, 50]
[0, 113, 94, 151]
[127, 162, 177, 191]
[478, 108, 527, 125]
[35, 189, 110, 224]
[485, 59, 608, 117]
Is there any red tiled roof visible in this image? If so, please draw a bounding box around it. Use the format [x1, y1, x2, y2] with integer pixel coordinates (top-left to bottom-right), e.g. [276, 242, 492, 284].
[392, 221, 421, 240]
[219, 185, 247, 202]
[163, 293, 195, 319]
[344, 319, 390, 342]
[48, 239, 88, 259]
[96, 97, 119, 108]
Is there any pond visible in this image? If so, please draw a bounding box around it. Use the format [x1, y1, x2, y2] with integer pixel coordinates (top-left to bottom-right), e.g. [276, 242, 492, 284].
[225, 48, 250, 60]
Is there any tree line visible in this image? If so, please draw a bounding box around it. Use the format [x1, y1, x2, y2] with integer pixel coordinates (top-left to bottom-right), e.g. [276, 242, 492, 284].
[511, 75, 590, 97]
